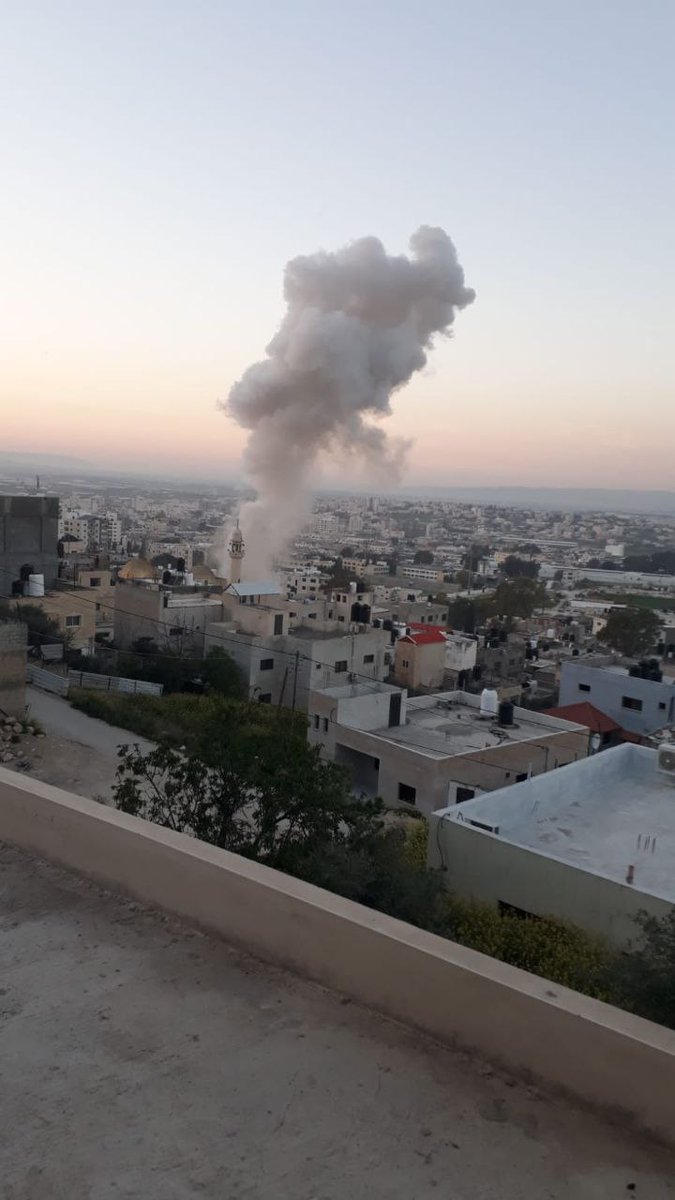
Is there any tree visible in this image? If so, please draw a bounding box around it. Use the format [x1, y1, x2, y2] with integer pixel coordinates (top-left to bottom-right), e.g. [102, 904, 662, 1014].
[492, 578, 549, 620]
[609, 909, 675, 1028]
[447, 595, 494, 634]
[462, 544, 490, 570]
[502, 555, 540, 580]
[200, 646, 247, 699]
[597, 608, 661, 658]
[113, 731, 383, 876]
[0, 601, 65, 650]
[413, 549, 434, 565]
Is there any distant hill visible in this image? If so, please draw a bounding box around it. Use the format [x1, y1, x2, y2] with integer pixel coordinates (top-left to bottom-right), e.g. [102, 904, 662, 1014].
[388, 486, 675, 516]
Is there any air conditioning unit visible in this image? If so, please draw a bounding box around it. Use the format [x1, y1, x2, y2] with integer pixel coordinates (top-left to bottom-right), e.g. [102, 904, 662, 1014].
[657, 744, 675, 776]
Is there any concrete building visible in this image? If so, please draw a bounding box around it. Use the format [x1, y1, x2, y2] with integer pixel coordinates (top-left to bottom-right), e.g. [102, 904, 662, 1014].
[16, 589, 97, 653]
[559, 661, 675, 735]
[0, 495, 60, 596]
[429, 743, 675, 947]
[206, 621, 390, 709]
[393, 627, 446, 691]
[444, 630, 478, 685]
[400, 565, 444, 584]
[113, 580, 223, 652]
[0, 620, 27, 715]
[309, 685, 589, 815]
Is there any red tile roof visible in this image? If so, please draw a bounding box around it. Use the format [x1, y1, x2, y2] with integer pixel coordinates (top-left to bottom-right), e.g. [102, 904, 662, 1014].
[399, 629, 448, 647]
[542, 702, 620, 734]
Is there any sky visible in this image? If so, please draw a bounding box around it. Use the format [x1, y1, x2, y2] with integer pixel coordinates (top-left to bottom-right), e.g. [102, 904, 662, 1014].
[2, 0, 674, 490]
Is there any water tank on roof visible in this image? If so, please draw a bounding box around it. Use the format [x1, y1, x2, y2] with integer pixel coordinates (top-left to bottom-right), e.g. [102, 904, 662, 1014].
[498, 700, 514, 727]
[27, 574, 45, 597]
[479, 688, 499, 718]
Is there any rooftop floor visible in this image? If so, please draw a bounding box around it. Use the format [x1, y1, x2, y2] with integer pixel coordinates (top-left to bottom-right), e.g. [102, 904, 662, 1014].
[1, 843, 672, 1198]
[373, 695, 584, 760]
[441, 745, 675, 900]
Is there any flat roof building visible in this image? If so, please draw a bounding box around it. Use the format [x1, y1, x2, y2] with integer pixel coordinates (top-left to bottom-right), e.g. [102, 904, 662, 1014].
[429, 743, 675, 946]
[559, 661, 675, 735]
[309, 685, 589, 815]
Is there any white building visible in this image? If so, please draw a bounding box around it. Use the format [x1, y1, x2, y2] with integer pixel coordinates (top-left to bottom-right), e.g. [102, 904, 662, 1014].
[401, 566, 444, 584]
[429, 743, 675, 947]
[308, 685, 589, 815]
[559, 661, 675, 735]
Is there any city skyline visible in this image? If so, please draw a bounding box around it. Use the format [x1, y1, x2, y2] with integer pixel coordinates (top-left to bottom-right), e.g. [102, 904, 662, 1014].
[3, 1, 674, 489]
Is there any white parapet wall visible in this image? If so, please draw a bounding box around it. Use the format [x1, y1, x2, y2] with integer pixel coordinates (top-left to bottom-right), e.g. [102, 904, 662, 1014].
[1, 766, 675, 1142]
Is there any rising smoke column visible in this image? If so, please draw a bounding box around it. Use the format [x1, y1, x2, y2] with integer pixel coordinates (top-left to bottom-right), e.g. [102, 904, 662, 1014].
[223, 225, 475, 576]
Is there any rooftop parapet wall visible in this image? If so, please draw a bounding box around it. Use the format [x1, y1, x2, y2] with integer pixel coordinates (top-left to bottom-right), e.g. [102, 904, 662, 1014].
[1, 767, 674, 1143]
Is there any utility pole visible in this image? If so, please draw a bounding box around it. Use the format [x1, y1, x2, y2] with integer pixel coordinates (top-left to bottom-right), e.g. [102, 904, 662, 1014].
[291, 650, 300, 710]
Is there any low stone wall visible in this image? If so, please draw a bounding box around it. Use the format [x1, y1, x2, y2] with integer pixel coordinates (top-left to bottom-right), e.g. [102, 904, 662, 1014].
[1, 767, 674, 1143]
[0, 623, 27, 716]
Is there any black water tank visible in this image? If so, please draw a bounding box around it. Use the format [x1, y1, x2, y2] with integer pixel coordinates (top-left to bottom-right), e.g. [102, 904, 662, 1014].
[498, 700, 515, 726]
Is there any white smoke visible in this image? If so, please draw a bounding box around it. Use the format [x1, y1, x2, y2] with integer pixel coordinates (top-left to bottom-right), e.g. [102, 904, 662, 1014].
[222, 225, 475, 577]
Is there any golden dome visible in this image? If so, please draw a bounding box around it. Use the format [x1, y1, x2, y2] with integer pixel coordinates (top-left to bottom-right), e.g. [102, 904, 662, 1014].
[118, 556, 156, 581]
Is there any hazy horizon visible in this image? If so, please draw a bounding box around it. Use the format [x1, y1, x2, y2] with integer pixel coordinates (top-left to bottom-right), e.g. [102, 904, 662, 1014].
[3, 1, 674, 490]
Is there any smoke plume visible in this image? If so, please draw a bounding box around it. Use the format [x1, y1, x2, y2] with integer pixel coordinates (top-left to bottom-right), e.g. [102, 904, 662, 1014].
[222, 225, 475, 576]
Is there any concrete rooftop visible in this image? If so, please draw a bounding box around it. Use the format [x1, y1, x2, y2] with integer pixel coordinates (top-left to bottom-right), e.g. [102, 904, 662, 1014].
[2, 842, 672, 1198]
[439, 744, 675, 901]
[373, 694, 585, 760]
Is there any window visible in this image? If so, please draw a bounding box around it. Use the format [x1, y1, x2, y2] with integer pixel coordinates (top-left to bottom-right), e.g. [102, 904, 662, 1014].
[322, 717, 329, 732]
[578, 683, 591, 693]
[398, 782, 416, 805]
[89, 577, 101, 588]
[258, 693, 272, 704]
[622, 696, 643, 712]
[308, 612, 316, 620]
[363, 653, 374, 664]
[401, 659, 409, 669]
[273, 614, 283, 635]
[338, 615, 345, 623]
[456, 786, 475, 804]
[65, 614, 82, 628]
[515, 772, 528, 783]
[498, 901, 540, 921]
[659, 702, 667, 711]
[260, 658, 274, 671]
[169, 626, 183, 635]
[313, 714, 320, 729]
[334, 660, 348, 673]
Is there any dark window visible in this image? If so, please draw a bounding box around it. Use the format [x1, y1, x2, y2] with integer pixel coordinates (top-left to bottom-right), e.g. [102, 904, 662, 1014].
[89, 577, 101, 588]
[334, 660, 348, 673]
[456, 786, 475, 804]
[308, 612, 317, 619]
[398, 782, 416, 805]
[273, 614, 283, 635]
[258, 693, 272, 704]
[498, 901, 540, 921]
[372, 757, 380, 770]
[515, 772, 528, 783]
[338, 615, 345, 622]
[313, 714, 319, 729]
[363, 653, 374, 664]
[65, 614, 82, 628]
[578, 683, 591, 693]
[622, 696, 643, 712]
[388, 692, 402, 727]
[659, 702, 666, 711]
[260, 658, 274, 671]
[322, 717, 328, 732]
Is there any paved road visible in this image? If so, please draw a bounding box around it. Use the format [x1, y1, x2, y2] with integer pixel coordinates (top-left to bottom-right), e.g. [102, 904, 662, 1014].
[25, 686, 155, 758]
